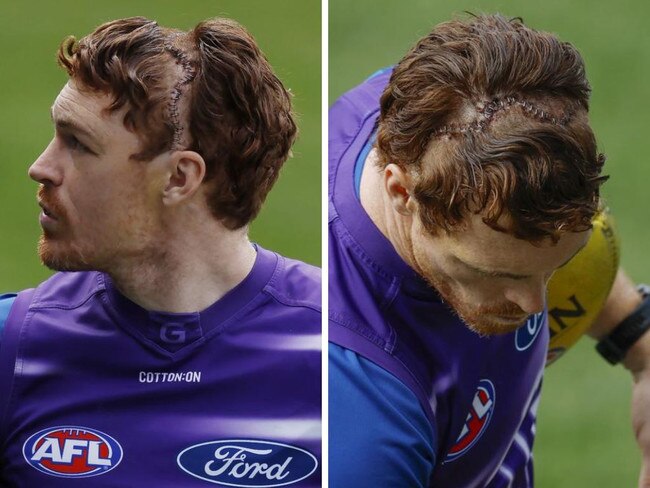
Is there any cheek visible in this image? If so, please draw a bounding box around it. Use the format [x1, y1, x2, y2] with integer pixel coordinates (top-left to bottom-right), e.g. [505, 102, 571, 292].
[410, 237, 509, 304]
[441, 267, 509, 303]
[67, 181, 133, 236]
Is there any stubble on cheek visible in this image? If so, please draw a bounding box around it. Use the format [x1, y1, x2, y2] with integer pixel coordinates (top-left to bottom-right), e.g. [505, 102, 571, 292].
[413, 255, 526, 336]
[38, 234, 94, 271]
[36, 186, 98, 271]
[432, 276, 525, 336]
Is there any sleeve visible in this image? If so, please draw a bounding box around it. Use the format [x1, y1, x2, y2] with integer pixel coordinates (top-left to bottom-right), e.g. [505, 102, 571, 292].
[0, 294, 17, 349]
[329, 342, 436, 488]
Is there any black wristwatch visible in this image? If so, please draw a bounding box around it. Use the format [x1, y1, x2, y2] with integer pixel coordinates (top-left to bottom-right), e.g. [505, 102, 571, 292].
[596, 284, 650, 365]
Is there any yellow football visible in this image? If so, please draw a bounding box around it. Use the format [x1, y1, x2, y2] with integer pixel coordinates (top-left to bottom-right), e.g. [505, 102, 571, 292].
[545, 209, 620, 366]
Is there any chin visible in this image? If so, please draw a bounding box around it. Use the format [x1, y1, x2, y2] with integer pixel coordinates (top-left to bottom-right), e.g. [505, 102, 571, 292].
[38, 235, 96, 272]
[460, 315, 527, 337]
[430, 277, 527, 336]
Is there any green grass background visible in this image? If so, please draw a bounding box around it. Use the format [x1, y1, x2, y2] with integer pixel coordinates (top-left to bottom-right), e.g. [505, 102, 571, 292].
[0, 0, 321, 294]
[331, 1, 649, 486]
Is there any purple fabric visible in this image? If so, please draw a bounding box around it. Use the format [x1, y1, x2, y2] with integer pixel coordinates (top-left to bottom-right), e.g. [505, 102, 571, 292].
[329, 70, 547, 487]
[0, 246, 321, 487]
[0, 289, 35, 438]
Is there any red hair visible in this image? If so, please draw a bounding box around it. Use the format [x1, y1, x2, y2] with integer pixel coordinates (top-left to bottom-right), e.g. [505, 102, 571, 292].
[376, 14, 607, 241]
[58, 17, 297, 229]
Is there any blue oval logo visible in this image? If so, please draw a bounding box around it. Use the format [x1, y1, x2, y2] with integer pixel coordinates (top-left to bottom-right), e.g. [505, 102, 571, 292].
[23, 426, 123, 478]
[177, 439, 318, 487]
[515, 312, 545, 351]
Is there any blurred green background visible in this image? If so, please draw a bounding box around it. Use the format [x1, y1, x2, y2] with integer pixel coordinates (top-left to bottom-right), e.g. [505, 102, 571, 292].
[331, 0, 649, 486]
[0, 0, 321, 293]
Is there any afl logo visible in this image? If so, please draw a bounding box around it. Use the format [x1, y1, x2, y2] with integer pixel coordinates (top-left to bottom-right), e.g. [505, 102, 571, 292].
[177, 439, 318, 487]
[446, 379, 496, 461]
[515, 312, 545, 351]
[23, 426, 122, 478]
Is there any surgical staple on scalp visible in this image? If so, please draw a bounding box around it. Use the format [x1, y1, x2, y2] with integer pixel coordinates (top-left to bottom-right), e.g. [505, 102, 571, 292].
[164, 41, 196, 149]
[433, 96, 575, 137]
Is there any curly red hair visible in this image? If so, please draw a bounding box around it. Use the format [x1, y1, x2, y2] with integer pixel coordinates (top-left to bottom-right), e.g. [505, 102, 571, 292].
[376, 14, 607, 242]
[58, 17, 297, 229]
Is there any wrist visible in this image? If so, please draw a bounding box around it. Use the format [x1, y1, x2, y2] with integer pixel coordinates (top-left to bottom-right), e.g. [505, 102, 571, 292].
[596, 284, 650, 367]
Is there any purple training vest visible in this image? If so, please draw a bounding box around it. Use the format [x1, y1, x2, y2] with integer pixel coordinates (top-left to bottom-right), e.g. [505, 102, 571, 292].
[0, 246, 321, 487]
[329, 70, 547, 487]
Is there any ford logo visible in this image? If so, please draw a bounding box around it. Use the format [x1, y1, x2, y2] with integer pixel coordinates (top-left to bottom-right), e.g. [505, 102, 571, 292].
[22, 426, 122, 478]
[177, 439, 318, 487]
[515, 312, 545, 351]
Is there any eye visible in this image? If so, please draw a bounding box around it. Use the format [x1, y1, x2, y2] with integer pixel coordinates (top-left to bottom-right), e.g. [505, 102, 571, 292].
[62, 134, 92, 154]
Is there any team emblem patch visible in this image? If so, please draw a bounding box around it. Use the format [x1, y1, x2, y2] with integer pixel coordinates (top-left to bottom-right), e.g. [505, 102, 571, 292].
[177, 439, 318, 487]
[23, 426, 122, 478]
[446, 379, 496, 461]
[515, 312, 545, 351]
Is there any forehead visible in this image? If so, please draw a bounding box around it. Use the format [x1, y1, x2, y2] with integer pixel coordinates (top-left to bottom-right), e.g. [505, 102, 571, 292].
[438, 213, 591, 273]
[51, 81, 130, 143]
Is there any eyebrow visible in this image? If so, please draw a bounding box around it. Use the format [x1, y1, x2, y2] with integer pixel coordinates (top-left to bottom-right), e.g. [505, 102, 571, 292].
[455, 241, 589, 280]
[50, 107, 103, 148]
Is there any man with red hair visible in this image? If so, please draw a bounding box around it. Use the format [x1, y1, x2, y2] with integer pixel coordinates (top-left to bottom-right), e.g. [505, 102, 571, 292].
[0, 17, 321, 486]
[329, 14, 650, 487]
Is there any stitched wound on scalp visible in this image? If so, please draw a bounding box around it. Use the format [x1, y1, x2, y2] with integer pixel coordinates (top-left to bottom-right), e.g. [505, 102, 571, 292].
[433, 96, 575, 138]
[164, 39, 197, 149]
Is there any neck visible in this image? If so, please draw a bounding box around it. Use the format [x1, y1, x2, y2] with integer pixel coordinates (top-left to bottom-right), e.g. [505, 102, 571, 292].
[359, 149, 417, 266]
[107, 219, 257, 313]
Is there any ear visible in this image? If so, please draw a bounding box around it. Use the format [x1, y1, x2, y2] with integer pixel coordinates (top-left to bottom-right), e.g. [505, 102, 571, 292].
[162, 150, 206, 206]
[384, 163, 415, 216]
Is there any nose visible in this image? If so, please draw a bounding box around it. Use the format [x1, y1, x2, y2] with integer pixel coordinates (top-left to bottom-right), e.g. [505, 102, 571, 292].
[28, 139, 63, 186]
[504, 279, 547, 315]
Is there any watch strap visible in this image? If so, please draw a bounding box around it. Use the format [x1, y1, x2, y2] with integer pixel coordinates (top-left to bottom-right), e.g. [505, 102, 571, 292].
[596, 284, 650, 365]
